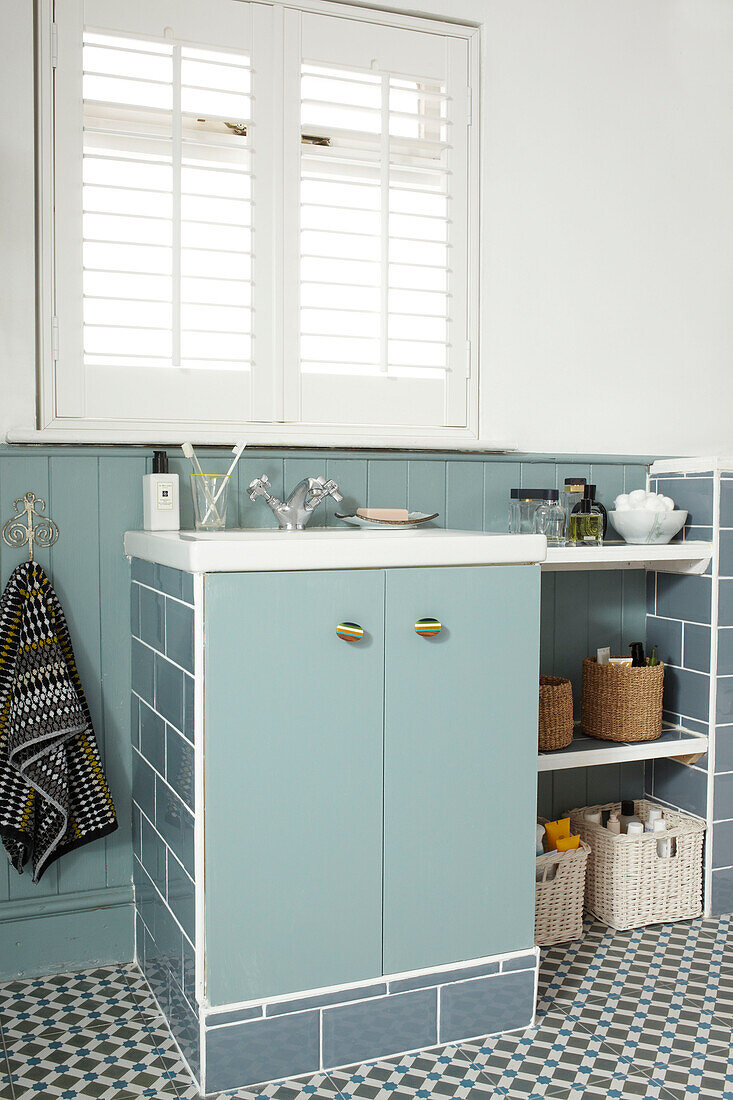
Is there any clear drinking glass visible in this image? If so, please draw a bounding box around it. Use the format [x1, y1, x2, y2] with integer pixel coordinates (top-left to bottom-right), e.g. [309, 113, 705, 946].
[191, 474, 230, 531]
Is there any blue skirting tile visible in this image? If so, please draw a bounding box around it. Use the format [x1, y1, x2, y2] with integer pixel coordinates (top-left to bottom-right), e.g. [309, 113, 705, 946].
[205, 1010, 320, 1094]
[718, 630, 733, 676]
[716, 725, 733, 773]
[139, 585, 165, 651]
[166, 598, 194, 673]
[322, 988, 437, 1070]
[501, 953, 536, 973]
[155, 654, 184, 731]
[155, 777, 194, 877]
[712, 820, 733, 869]
[654, 477, 713, 526]
[646, 616, 682, 667]
[711, 868, 733, 915]
[653, 758, 708, 818]
[207, 1004, 264, 1027]
[439, 968, 535, 1044]
[682, 623, 710, 674]
[265, 982, 387, 1017]
[131, 639, 154, 706]
[663, 666, 709, 723]
[714, 772, 733, 821]
[139, 700, 165, 774]
[717, 677, 733, 724]
[656, 574, 712, 626]
[390, 961, 498, 995]
[166, 726, 195, 811]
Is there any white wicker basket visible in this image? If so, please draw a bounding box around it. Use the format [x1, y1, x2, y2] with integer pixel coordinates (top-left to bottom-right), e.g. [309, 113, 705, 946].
[569, 800, 705, 931]
[535, 840, 590, 946]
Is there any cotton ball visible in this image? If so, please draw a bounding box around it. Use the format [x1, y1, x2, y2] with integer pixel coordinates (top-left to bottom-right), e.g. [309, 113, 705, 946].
[645, 494, 666, 512]
[661, 495, 675, 512]
[628, 489, 649, 510]
[614, 494, 631, 511]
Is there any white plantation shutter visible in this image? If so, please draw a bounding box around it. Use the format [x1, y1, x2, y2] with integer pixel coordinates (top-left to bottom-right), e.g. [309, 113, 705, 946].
[283, 9, 472, 429]
[48, 1, 477, 436]
[54, 0, 261, 423]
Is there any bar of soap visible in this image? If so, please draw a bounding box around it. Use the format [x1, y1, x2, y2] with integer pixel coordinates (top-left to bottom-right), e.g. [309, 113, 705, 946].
[356, 508, 409, 522]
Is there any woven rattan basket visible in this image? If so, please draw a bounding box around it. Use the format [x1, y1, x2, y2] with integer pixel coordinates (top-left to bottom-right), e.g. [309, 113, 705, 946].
[569, 800, 705, 930]
[535, 840, 590, 946]
[581, 657, 664, 743]
[538, 675, 574, 751]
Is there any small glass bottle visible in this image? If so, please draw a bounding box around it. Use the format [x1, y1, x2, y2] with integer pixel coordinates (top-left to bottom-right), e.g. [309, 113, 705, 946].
[533, 490, 566, 546]
[568, 499, 604, 546]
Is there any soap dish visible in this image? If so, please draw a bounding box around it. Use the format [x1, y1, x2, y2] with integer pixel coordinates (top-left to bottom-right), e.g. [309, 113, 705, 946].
[335, 511, 439, 529]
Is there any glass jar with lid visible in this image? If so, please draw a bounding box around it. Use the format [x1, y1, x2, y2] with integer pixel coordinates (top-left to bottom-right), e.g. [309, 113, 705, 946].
[509, 489, 561, 535]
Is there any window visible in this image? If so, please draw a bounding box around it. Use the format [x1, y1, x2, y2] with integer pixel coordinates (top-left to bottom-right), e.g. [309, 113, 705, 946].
[44, 0, 478, 441]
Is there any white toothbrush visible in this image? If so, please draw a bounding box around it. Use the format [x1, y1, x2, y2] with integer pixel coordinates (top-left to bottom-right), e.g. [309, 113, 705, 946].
[202, 440, 247, 525]
[182, 442, 222, 525]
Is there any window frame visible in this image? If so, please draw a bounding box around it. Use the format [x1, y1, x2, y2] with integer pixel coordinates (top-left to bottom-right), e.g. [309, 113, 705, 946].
[36, 0, 481, 447]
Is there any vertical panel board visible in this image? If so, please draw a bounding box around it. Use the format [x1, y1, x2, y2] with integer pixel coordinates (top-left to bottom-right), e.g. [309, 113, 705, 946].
[168, 450, 236, 531]
[551, 770, 588, 818]
[482, 461, 520, 533]
[283, 458, 326, 526]
[553, 573, 590, 715]
[588, 573, 623, 657]
[624, 465, 648, 493]
[407, 460, 446, 526]
[520, 462, 558, 490]
[50, 456, 106, 895]
[590, 464, 625, 539]
[586, 764, 621, 808]
[325, 458, 368, 523]
[539, 574, 556, 674]
[367, 459, 408, 508]
[237, 455, 285, 528]
[445, 461, 483, 530]
[1, 456, 57, 899]
[622, 572, 648, 650]
[99, 455, 146, 887]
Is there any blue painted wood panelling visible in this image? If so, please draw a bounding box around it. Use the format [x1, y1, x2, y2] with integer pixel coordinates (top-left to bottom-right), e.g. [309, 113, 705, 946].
[0, 445, 650, 976]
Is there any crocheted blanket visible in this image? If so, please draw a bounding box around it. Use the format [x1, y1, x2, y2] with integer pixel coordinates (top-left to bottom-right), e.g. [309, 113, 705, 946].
[0, 561, 117, 881]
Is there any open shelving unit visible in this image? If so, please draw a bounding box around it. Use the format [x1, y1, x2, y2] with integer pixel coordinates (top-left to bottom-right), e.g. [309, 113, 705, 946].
[538, 723, 708, 772]
[542, 541, 713, 574]
[537, 538, 712, 774]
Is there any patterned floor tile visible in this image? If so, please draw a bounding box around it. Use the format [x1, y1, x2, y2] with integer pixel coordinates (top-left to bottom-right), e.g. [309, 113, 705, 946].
[325, 1045, 492, 1099]
[233, 1074, 348, 1099]
[4, 1024, 180, 1099]
[0, 965, 144, 1042]
[461, 1009, 621, 1097]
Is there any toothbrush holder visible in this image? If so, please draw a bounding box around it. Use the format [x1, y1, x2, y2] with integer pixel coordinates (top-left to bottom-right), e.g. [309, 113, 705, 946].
[191, 474, 230, 531]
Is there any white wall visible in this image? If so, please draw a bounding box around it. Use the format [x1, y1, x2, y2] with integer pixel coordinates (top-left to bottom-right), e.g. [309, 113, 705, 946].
[1, 0, 731, 455]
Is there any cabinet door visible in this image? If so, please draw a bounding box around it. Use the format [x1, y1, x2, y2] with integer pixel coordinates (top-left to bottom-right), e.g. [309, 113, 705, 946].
[383, 565, 541, 975]
[203, 569, 384, 1004]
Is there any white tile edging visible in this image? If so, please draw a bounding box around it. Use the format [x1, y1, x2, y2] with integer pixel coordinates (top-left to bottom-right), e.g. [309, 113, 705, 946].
[200, 945, 539, 1021]
[192, 571, 207, 1090]
[705, 470, 721, 915]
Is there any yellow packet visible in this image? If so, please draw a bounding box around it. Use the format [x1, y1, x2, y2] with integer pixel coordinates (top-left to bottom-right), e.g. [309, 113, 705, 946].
[556, 834, 580, 852]
[544, 818, 571, 851]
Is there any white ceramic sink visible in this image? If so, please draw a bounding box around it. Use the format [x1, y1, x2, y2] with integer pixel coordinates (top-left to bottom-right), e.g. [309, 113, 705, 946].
[124, 528, 547, 573]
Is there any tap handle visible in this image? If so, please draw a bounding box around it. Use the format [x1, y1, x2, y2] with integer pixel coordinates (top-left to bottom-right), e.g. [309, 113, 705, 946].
[248, 474, 271, 502]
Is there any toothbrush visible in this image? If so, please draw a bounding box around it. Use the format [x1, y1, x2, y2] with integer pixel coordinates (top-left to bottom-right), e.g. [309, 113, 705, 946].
[182, 442, 222, 525]
[202, 440, 247, 525]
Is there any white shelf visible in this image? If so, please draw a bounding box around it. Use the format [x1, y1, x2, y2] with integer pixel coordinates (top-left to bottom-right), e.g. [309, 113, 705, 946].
[538, 725, 708, 772]
[542, 541, 712, 574]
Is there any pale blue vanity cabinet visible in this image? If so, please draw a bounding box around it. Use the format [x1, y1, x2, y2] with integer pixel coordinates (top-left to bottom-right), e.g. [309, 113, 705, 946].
[127, 532, 544, 1094]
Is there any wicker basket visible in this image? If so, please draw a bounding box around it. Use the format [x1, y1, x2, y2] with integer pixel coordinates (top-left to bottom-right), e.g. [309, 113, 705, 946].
[538, 675, 574, 751]
[535, 839, 590, 946]
[581, 657, 664, 743]
[569, 800, 705, 930]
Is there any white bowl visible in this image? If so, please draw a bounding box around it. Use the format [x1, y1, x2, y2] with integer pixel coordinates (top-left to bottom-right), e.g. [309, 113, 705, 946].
[610, 509, 688, 545]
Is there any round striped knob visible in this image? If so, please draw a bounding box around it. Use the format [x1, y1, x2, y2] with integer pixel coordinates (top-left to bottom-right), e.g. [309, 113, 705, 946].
[415, 618, 442, 637]
[336, 622, 364, 642]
